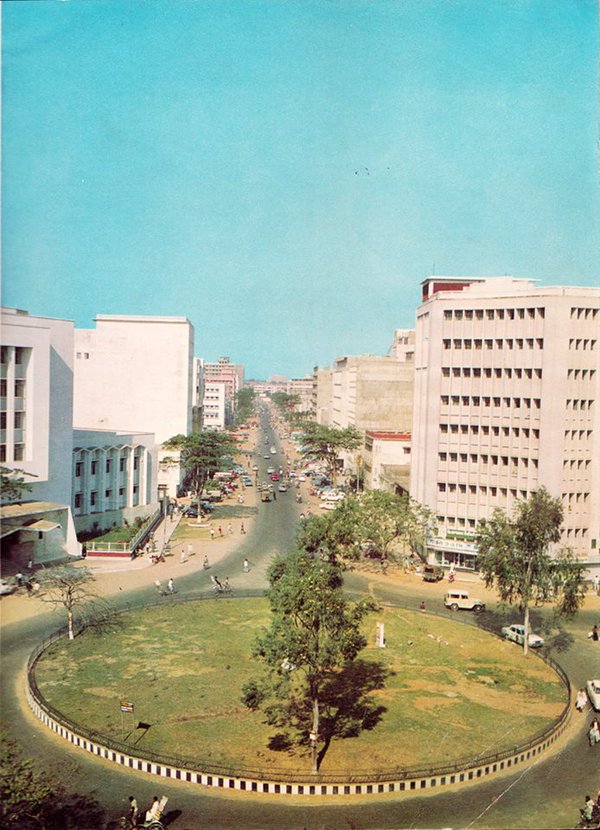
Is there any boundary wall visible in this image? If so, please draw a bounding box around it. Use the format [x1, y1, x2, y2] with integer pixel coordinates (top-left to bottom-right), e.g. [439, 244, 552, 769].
[26, 602, 573, 800]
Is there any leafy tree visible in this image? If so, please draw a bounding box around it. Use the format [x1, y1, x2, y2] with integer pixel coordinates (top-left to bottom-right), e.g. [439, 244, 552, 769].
[0, 730, 107, 829]
[299, 424, 363, 486]
[297, 491, 436, 568]
[36, 566, 103, 640]
[475, 488, 586, 655]
[242, 551, 378, 772]
[234, 387, 256, 426]
[163, 430, 237, 512]
[0, 466, 37, 503]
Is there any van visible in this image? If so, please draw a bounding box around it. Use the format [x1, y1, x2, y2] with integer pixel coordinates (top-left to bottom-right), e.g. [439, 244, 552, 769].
[423, 565, 444, 582]
[444, 590, 485, 613]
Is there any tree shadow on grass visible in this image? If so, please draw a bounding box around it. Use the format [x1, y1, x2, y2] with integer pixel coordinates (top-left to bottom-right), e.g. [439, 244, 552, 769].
[317, 658, 391, 768]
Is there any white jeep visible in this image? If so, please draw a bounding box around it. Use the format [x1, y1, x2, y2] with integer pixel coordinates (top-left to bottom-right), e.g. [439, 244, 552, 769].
[444, 590, 485, 613]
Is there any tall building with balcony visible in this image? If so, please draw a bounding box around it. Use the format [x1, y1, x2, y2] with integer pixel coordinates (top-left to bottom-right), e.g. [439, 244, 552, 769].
[1, 308, 79, 564]
[411, 276, 600, 571]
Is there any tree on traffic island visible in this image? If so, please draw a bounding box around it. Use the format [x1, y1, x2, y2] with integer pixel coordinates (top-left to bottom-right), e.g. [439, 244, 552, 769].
[241, 550, 382, 773]
[163, 430, 237, 512]
[298, 424, 363, 486]
[475, 487, 586, 655]
[35, 566, 110, 640]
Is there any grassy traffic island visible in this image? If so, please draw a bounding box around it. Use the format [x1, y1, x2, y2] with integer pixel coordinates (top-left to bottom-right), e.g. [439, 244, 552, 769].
[33, 599, 567, 776]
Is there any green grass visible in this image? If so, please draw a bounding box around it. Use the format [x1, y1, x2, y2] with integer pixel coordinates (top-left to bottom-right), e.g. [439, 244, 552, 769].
[34, 600, 566, 774]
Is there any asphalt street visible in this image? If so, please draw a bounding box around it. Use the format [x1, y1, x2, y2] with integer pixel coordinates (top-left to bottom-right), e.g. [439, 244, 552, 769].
[1, 417, 598, 829]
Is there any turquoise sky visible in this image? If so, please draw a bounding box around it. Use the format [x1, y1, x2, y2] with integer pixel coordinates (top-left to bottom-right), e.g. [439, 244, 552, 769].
[3, 0, 598, 379]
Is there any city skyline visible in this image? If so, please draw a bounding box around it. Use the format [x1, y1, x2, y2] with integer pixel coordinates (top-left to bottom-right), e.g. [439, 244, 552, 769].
[3, 0, 598, 379]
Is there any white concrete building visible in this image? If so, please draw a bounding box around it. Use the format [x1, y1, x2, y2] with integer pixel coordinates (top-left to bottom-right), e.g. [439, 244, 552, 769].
[73, 315, 195, 444]
[363, 431, 411, 494]
[202, 381, 227, 430]
[411, 276, 600, 570]
[72, 429, 157, 534]
[1, 308, 79, 563]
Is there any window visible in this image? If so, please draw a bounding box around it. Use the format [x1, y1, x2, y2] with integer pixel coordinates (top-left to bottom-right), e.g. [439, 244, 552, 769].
[75, 462, 83, 477]
[119, 457, 126, 472]
[105, 489, 112, 499]
[106, 459, 111, 473]
[134, 456, 139, 470]
[90, 491, 97, 506]
[74, 493, 82, 508]
[91, 460, 97, 475]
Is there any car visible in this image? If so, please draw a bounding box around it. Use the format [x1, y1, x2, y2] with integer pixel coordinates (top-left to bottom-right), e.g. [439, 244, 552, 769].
[320, 502, 337, 510]
[278, 484, 288, 492]
[267, 467, 275, 474]
[0, 578, 16, 596]
[270, 447, 277, 455]
[444, 590, 485, 613]
[322, 491, 345, 502]
[263, 454, 270, 459]
[199, 501, 214, 513]
[587, 679, 600, 711]
[242, 478, 253, 487]
[270, 473, 280, 481]
[501, 624, 545, 649]
[422, 565, 444, 582]
[183, 505, 199, 518]
[252, 465, 259, 471]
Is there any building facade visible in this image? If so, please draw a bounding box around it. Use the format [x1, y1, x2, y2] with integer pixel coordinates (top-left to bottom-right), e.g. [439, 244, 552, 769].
[411, 277, 600, 570]
[202, 381, 227, 430]
[72, 429, 157, 534]
[1, 308, 80, 563]
[363, 431, 411, 494]
[73, 315, 195, 444]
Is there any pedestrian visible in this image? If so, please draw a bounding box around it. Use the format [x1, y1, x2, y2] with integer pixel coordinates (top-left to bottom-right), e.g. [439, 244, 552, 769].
[227, 523, 233, 535]
[243, 558, 249, 573]
[25, 580, 33, 597]
[27, 559, 33, 570]
[218, 525, 223, 537]
[593, 573, 600, 595]
[15, 571, 23, 588]
[588, 625, 599, 642]
[576, 689, 588, 712]
[180, 548, 187, 564]
[588, 720, 600, 746]
[203, 554, 209, 569]
[155, 580, 163, 595]
[419, 600, 426, 612]
[167, 578, 175, 594]
[210, 527, 216, 540]
[127, 795, 139, 828]
[240, 522, 246, 535]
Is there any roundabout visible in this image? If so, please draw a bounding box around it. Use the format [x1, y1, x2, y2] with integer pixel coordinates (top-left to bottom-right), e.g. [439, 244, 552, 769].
[28, 596, 571, 798]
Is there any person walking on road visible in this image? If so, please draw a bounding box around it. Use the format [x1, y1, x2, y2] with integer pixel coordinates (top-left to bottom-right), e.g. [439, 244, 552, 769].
[155, 580, 164, 596]
[167, 578, 176, 594]
[240, 522, 246, 535]
[243, 558, 250, 573]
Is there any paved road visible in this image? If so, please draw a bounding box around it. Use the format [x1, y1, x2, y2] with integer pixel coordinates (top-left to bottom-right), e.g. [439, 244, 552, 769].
[1, 416, 598, 829]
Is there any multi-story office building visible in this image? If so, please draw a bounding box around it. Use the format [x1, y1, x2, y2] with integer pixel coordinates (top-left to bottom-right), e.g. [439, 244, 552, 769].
[204, 357, 244, 422]
[0, 308, 80, 563]
[73, 315, 195, 444]
[411, 276, 600, 570]
[202, 382, 227, 430]
[72, 429, 157, 534]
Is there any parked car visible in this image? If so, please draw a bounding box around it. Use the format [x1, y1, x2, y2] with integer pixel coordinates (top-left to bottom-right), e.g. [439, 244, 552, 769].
[501, 624, 545, 649]
[322, 491, 345, 502]
[278, 484, 288, 492]
[0, 578, 16, 596]
[199, 501, 215, 513]
[444, 590, 485, 612]
[423, 565, 444, 582]
[587, 679, 600, 711]
[183, 505, 199, 518]
[267, 467, 275, 474]
[252, 465, 259, 471]
[263, 454, 270, 459]
[270, 473, 280, 481]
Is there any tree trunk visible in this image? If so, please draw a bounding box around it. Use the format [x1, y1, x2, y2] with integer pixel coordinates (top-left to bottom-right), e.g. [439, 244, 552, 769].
[311, 696, 319, 774]
[67, 609, 74, 640]
[523, 604, 529, 657]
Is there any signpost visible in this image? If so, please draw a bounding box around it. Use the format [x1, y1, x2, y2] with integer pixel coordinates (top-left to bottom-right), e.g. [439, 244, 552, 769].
[120, 700, 135, 741]
[376, 622, 386, 648]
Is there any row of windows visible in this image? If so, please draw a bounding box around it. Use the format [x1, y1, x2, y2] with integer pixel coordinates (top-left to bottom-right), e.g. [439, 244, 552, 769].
[563, 459, 593, 469]
[74, 456, 139, 476]
[568, 339, 597, 350]
[438, 483, 531, 498]
[443, 307, 545, 321]
[441, 367, 542, 380]
[443, 338, 544, 350]
[0, 346, 27, 364]
[0, 412, 25, 429]
[564, 429, 594, 441]
[0, 444, 24, 462]
[439, 452, 538, 468]
[440, 424, 540, 439]
[562, 492, 591, 503]
[0, 379, 26, 398]
[441, 395, 541, 409]
[565, 399, 595, 411]
[567, 369, 596, 380]
[75, 352, 90, 359]
[570, 307, 599, 319]
[74, 487, 137, 508]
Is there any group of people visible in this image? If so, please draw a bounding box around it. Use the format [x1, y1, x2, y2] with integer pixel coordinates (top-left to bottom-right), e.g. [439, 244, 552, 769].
[210, 574, 231, 594]
[575, 689, 600, 747]
[580, 792, 600, 827]
[127, 794, 165, 827]
[154, 578, 176, 596]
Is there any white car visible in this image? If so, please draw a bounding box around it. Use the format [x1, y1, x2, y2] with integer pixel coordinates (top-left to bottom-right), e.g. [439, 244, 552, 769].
[320, 502, 337, 511]
[501, 624, 544, 649]
[587, 679, 600, 711]
[0, 578, 16, 596]
[322, 491, 345, 502]
[278, 484, 288, 492]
